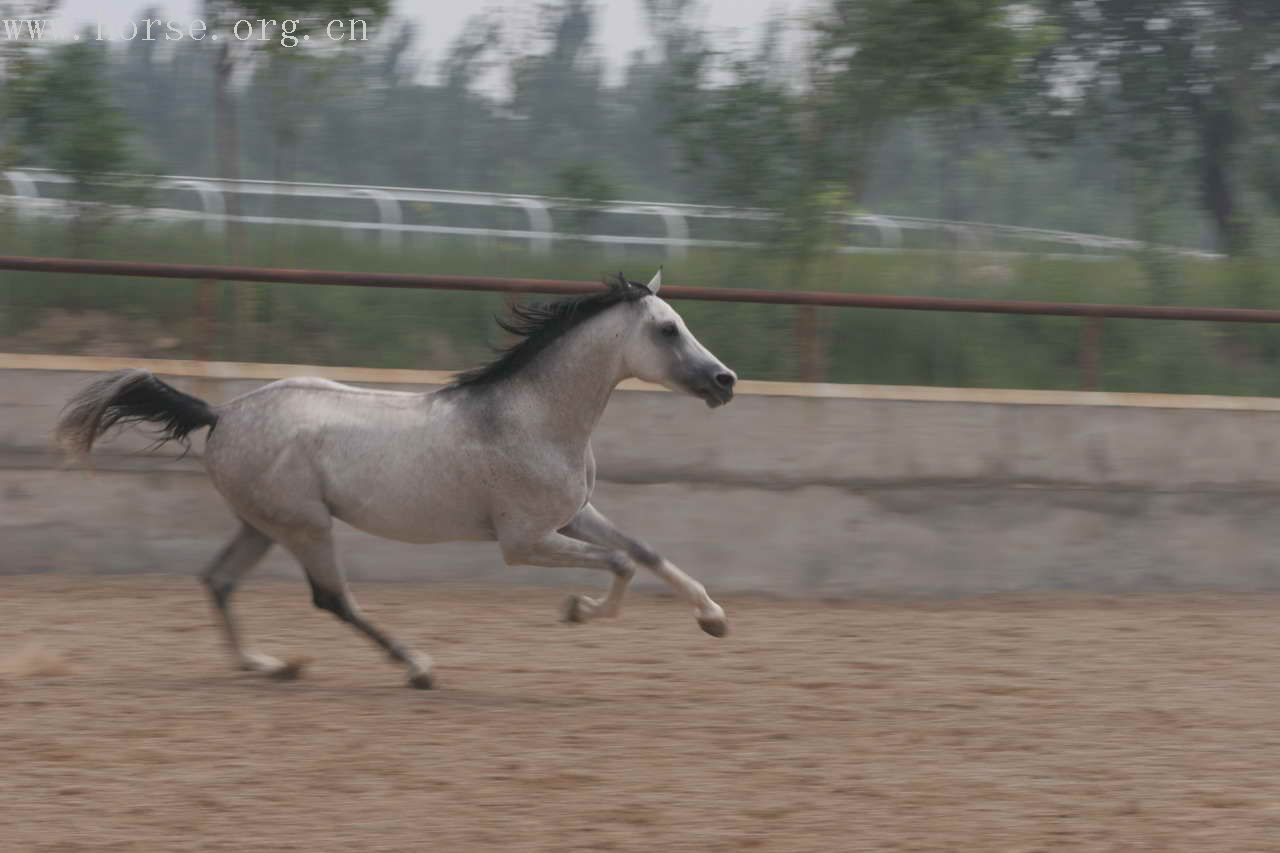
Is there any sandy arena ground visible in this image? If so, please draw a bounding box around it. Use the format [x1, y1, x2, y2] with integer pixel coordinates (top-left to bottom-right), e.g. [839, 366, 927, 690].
[5, 577, 1280, 852]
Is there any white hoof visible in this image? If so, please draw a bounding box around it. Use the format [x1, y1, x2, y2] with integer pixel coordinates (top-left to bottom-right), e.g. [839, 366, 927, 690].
[561, 594, 597, 624]
[697, 616, 729, 638]
[696, 603, 728, 638]
[405, 655, 435, 690]
[239, 651, 284, 672]
[240, 652, 306, 680]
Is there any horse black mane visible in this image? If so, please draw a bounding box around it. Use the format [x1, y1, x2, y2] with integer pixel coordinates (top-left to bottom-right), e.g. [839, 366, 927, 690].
[447, 272, 653, 389]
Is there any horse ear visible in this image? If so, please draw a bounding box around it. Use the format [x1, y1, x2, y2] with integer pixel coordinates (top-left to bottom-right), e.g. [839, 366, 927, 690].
[645, 267, 662, 294]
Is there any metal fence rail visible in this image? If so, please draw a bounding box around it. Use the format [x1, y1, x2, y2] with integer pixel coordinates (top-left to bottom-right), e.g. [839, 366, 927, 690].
[2, 168, 1221, 260]
[2, 254, 1276, 391]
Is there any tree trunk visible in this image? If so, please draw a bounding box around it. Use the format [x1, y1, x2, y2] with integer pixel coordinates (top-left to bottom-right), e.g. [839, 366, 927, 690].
[790, 256, 825, 382]
[1198, 104, 1249, 257]
[213, 40, 256, 359]
[213, 40, 242, 249]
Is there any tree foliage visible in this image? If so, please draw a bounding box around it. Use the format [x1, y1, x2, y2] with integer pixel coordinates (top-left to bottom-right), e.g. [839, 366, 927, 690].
[1016, 0, 1280, 255]
[8, 39, 130, 182]
[7, 0, 1280, 262]
[669, 0, 1027, 256]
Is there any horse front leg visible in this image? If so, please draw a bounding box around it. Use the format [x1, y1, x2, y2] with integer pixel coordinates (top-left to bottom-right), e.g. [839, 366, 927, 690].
[558, 503, 729, 637]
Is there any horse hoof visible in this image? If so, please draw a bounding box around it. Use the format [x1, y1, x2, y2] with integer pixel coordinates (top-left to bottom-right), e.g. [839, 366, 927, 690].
[561, 595, 587, 624]
[407, 671, 435, 690]
[698, 617, 729, 638]
[269, 658, 307, 681]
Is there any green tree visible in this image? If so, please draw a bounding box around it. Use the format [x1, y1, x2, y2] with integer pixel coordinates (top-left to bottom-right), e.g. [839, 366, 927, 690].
[670, 22, 831, 256]
[669, 1, 1026, 378]
[0, 0, 59, 168]
[200, 1, 389, 360]
[673, 0, 1026, 250]
[438, 14, 503, 188]
[508, 1, 606, 187]
[555, 161, 618, 233]
[200, 1, 391, 235]
[670, 22, 846, 380]
[11, 41, 129, 182]
[4, 32, 135, 253]
[815, 0, 1025, 208]
[1016, 0, 1280, 257]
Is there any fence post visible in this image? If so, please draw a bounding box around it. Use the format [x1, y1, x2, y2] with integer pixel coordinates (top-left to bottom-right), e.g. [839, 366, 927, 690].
[1080, 317, 1103, 391]
[796, 305, 825, 382]
[191, 279, 218, 398]
[196, 279, 218, 358]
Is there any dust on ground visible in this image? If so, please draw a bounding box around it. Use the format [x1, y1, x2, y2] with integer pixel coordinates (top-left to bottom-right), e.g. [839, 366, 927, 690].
[4, 576, 1280, 852]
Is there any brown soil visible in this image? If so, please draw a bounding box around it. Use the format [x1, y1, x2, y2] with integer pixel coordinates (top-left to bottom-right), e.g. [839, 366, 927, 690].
[4, 576, 1280, 852]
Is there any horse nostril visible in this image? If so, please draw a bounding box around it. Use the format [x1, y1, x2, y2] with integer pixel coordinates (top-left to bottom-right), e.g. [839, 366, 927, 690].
[715, 372, 736, 389]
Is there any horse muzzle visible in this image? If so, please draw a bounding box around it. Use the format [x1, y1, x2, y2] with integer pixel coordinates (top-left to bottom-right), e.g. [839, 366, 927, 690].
[695, 369, 736, 408]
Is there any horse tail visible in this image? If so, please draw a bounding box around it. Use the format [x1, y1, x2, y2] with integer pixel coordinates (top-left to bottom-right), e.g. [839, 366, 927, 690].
[55, 369, 219, 457]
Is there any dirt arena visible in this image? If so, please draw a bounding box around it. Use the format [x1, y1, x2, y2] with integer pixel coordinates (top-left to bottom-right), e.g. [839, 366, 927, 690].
[5, 577, 1280, 851]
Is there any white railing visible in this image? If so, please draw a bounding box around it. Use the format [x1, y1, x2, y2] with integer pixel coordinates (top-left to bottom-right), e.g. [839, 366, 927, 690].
[0, 167, 1223, 261]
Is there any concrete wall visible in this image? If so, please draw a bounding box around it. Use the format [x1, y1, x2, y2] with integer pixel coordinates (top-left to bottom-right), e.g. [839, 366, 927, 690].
[6, 353, 1280, 596]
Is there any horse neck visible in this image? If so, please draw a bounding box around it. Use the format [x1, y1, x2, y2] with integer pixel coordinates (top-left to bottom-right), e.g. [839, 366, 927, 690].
[513, 315, 628, 449]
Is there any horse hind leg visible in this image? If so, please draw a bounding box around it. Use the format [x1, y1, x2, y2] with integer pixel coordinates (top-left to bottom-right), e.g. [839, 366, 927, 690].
[276, 526, 434, 689]
[200, 521, 303, 679]
[554, 506, 640, 622]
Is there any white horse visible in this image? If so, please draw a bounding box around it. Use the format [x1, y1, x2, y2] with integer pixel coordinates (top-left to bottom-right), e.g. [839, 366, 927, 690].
[56, 269, 737, 688]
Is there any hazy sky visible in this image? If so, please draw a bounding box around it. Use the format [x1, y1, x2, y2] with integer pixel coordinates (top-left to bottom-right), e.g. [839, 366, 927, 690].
[49, 0, 798, 83]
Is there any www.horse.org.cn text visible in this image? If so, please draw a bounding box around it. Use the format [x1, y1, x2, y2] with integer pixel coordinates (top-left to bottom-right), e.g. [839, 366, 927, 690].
[1, 17, 371, 48]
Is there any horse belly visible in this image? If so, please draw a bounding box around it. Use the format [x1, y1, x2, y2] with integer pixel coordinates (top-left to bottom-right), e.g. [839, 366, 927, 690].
[321, 458, 496, 544]
[334, 493, 494, 544]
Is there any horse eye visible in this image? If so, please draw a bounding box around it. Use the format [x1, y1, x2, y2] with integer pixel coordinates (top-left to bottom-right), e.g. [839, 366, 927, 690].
[660, 322, 679, 338]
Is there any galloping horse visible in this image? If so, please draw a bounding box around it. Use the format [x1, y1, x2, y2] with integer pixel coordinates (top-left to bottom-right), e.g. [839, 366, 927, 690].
[56, 269, 737, 688]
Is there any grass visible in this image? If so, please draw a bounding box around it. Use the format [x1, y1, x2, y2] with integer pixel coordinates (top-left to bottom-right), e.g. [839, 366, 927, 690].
[3, 212, 1280, 395]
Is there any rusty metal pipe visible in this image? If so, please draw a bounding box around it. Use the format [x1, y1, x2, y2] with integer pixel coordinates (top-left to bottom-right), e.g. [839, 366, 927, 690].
[3, 254, 1280, 324]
